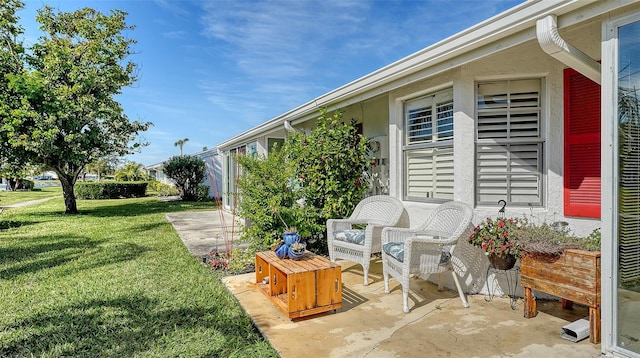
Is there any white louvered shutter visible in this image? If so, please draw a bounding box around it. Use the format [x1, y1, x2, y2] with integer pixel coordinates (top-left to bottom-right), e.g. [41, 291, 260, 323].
[476, 79, 543, 205]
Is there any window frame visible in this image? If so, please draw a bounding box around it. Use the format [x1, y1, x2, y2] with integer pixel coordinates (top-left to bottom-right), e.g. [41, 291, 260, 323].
[402, 88, 454, 202]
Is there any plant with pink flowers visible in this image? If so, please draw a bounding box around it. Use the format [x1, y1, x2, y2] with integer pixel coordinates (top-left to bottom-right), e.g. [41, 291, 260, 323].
[468, 216, 525, 257]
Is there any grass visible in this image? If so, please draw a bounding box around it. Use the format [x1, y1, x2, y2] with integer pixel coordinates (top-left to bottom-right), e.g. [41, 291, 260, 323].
[0, 196, 278, 357]
[0, 186, 62, 206]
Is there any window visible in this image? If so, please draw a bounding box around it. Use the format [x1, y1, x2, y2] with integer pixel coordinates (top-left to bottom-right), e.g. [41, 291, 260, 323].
[404, 88, 454, 201]
[476, 79, 543, 206]
[226, 145, 246, 208]
[615, 19, 640, 354]
[267, 138, 284, 152]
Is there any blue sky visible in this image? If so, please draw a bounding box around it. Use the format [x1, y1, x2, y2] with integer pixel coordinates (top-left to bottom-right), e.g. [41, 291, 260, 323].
[18, 0, 522, 166]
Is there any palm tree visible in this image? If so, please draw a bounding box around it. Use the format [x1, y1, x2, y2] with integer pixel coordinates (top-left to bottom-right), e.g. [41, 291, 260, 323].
[174, 138, 189, 156]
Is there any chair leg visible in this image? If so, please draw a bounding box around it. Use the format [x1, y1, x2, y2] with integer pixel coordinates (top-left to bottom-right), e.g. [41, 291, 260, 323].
[383, 264, 390, 293]
[451, 271, 469, 308]
[402, 285, 410, 313]
[437, 273, 444, 291]
[362, 261, 369, 286]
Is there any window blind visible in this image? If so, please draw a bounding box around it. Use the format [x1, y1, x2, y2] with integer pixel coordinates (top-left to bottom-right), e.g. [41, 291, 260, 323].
[406, 147, 454, 199]
[476, 79, 543, 206]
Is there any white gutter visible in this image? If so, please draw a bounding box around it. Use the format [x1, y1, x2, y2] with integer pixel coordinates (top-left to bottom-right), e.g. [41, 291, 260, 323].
[536, 14, 601, 84]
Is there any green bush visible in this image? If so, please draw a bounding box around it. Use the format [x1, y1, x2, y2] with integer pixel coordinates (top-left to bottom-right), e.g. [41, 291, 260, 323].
[16, 179, 34, 191]
[237, 148, 318, 253]
[147, 180, 179, 197]
[196, 184, 211, 201]
[237, 108, 370, 256]
[163, 155, 206, 201]
[76, 182, 148, 199]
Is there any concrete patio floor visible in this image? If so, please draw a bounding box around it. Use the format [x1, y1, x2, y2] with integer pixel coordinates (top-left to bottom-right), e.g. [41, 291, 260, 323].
[223, 258, 602, 358]
[167, 210, 603, 357]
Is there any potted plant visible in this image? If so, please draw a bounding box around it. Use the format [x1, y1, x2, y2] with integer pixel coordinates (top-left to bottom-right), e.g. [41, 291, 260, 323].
[271, 205, 306, 260]
[287, 240, 307, 260]
[468, 216, 525, 270]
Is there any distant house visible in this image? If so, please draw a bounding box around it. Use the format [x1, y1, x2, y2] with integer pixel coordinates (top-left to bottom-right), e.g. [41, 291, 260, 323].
[144, 162, 172, 185]
[145, 148, 223, 199]
[215, 1, 640, 355]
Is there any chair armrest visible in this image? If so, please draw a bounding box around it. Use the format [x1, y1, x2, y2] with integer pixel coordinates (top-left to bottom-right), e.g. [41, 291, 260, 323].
[327, 218, 353, 232]
[410, 230, 459, 245]
[381, 227, 424, 244]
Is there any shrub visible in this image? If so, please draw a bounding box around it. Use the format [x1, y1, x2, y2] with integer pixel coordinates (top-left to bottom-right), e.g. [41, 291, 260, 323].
[236, 108, 370, 256]
[196, 185, 211, 202]
[147, 180, 179, 197]
[76, 182, 148, 199]
[16, 179, 34, 191]
[237, 148, 317, 253]
[163, 155, 206, 201]
[285, 109, 370, 222]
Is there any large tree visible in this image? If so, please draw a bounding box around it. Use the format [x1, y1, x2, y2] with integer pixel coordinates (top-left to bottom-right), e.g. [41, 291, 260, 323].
[3, 5, 151, 214]
[0, 0, 29, 182]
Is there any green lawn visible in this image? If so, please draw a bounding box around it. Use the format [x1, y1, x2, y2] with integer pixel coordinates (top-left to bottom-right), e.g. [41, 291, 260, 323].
[0, 196, 277, 357]
[0, 186, 62, 206]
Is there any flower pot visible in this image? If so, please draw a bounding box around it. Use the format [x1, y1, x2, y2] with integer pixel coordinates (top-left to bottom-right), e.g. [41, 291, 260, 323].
[274, 243, 288, 259]
[283, 231, 300, 246]
[488, 253, 516, 270]
[287, 243, 306, 260]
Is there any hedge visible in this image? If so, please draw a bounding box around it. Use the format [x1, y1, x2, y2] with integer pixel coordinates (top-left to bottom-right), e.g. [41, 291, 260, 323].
[75, 182, 148, 199]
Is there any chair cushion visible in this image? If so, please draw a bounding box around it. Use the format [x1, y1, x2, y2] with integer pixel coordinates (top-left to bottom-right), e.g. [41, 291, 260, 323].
[333, 229, 366, 245]
[382, 242, 451, 264]
[382, 242, 405, 262]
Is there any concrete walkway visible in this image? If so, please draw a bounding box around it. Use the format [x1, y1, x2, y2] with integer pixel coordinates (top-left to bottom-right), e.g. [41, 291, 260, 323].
[165, 210, 242, 258]
[166, 210, 603, 358]
[1, 197, 60, 209]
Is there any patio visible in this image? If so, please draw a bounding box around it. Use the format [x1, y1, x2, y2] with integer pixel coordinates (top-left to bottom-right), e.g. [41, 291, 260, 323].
[167, 210, 602, 357]
[223, 258, 602, 358]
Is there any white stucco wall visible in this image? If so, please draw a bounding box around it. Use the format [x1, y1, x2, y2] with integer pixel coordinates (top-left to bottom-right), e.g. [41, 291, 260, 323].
[384, 23, 603, 295]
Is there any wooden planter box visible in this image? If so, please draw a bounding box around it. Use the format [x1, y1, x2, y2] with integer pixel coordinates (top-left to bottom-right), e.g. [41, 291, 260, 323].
[520, 249, 601, 343]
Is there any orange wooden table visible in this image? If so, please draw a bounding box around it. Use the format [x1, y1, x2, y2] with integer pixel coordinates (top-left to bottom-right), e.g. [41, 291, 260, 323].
[255, 251, 342, 319]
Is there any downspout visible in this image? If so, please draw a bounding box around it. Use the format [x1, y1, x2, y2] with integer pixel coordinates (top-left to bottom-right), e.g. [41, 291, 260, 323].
[536, 15, 601, 84]
[284, 120, 303, 133]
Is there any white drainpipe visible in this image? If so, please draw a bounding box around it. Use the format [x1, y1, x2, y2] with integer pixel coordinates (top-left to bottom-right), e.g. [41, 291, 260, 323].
[284, 120, 303, 133]
[536, 14, 601, 84]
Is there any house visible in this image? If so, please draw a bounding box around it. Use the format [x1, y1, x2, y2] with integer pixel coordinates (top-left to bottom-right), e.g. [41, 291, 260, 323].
[215, 1, 640, 356]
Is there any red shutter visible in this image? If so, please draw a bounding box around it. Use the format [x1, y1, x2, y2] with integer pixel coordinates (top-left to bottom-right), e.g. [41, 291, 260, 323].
[564, 68, 601, 218]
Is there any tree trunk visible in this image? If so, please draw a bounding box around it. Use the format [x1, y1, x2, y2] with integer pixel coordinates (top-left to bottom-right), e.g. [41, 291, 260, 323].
[58, 173, 79, 214]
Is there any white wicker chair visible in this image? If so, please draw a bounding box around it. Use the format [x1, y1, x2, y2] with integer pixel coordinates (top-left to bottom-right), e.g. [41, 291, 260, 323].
[381, 201, 473, 313]
[327, 195, 405, 285]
